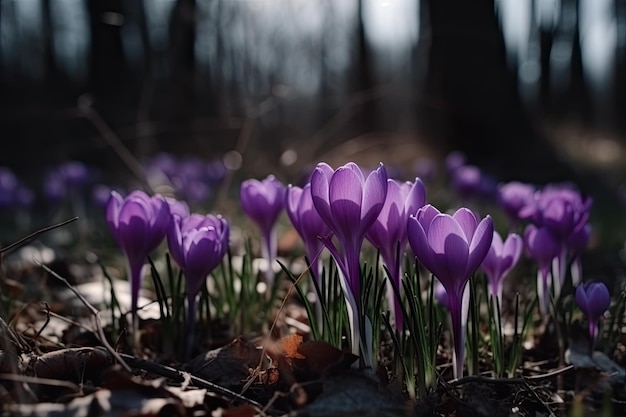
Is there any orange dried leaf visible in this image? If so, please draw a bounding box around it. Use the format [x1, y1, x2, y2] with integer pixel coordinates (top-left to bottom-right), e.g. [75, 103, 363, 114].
[281, 334, 305, 360]
[296, 340, 358, 377]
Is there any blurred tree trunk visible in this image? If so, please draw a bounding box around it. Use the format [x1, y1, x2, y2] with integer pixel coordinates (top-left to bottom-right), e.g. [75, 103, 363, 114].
[421, 0, 576, 183]
[616, 0, 626, 134]
[87, 0, 130, 96]
[350, 0, 377, 134]
[42, 0, 59, 82]
[169, 0, 197, 123]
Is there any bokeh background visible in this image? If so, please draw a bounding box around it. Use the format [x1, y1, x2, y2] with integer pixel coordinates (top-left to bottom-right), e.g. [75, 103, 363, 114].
[1, 0, 625, 231]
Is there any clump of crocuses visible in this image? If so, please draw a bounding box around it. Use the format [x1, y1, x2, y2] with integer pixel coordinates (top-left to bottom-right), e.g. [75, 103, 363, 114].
[106, 190, 171, 346]
[240, 175, 286, 290]
[522, 184, 593, 300]
[408, 205, 493, 379]
[575, 281, 611, 354]
[310, 162, 388, 364]
[167, 212, 229, 357]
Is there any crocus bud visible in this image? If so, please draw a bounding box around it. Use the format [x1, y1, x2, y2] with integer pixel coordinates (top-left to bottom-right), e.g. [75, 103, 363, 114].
[168, 213, 229, 297]
[106, 190, 171, 318]
[481, 231, 522, 329]
[524, 224, 560, 317]
[168, 213, 229, 357]
[240, 175, 286, 288]
[575, 282, 611, 354]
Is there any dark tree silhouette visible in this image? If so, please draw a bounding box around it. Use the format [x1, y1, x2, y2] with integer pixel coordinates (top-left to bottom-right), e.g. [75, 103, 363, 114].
[420, 0, 580, 184]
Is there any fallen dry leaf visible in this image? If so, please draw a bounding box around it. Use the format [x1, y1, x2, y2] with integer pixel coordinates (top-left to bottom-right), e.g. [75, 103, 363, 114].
[295, 340, 358, 378]
[186, 337, 266, 388]
[30, 347, 113, 383]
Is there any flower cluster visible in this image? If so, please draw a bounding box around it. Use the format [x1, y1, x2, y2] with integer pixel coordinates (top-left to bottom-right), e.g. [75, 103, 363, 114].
[44, 161, 97, 204]
[144, 152, 226, 206]
[103, 155, 607, 385]
[239, 161, 493, 376]
[106, 189, 230, 354]
[0, 167, 34, 210]
[445, 152, 497, 203]
[498, 182, 593, 315]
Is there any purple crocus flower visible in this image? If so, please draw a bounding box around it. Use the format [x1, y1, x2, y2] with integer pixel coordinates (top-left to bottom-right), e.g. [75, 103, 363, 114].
[497, 181, 536, 226]
[106, 191, 171, 324]
[58, 161, 92, 189]
[450, 165, 482, 200]
[44, 161, 95, 205]
[523, 224, 560, 316]
[172, 157, 212, 204]
[144, 152, 178, 181]
[0, 168, 19, 208]
[575, 282, 611, 354]
[240, 175, 286, 288]
[310, 162, 388, 361]
[285, 183, 332, 281]
[366, 178, 426, 330]
[536, 185, 592, 238]
[165, 197, 191, 219]
[445, 151, 466, 173]
[526, 184, 593, 299]
[168, 213, 229, 357]
[407, 204, 493, 379]
[480, 231, 523, 328]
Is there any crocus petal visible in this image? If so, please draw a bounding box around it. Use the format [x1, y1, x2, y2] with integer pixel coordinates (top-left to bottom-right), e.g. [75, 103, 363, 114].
[286, 185, 304, 236]
[311, 164, 335, 229]
[329, 166, 364, 238]
[586, 283, 611, 319]
[106, 191, 124, 241]
[359, 164, 388, 235]
[117, 201, 150, 261]
[407, 215, 435, 273]
[452, 208, 479, 241]
[416, 204, 440, 231]
[405, 178, 426, 217]
[184, 229, 220, 292]
[466, 216, 494, 276]
[501, 233, 523, 274]
[344, 162, 366, 184]
[428, 215, 469, 291]
[524, 225, 560, 268]
[147, 196, 171, 252]
[167, 215, 186, 268]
